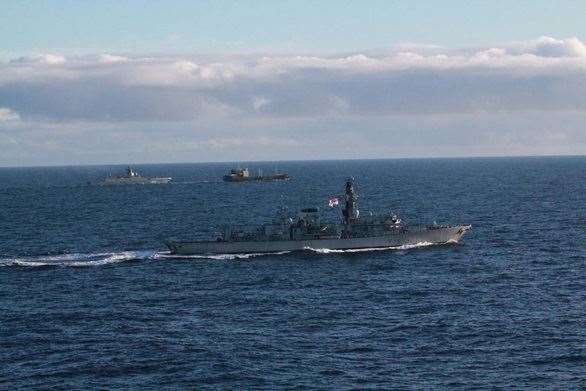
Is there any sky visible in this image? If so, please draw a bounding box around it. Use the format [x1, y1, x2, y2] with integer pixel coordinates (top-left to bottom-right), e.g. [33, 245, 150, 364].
[1, 1, 586, 166]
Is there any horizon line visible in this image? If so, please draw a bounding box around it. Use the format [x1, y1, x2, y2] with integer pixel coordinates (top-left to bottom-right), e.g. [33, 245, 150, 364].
[1, 152, 584, 170]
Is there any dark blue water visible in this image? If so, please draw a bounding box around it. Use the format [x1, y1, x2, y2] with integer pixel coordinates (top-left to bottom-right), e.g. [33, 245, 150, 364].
[1, 157, 585, 389]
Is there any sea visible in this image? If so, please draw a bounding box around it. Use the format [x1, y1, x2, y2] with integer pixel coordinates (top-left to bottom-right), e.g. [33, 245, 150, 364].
[1, 157, 585, 390]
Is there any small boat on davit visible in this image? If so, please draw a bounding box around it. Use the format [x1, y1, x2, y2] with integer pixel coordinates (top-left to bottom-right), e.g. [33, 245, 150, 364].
[164, 178, 471, 255]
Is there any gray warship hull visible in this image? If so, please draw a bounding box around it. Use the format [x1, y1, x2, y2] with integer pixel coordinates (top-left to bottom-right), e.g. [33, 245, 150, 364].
[100, 167, 171, 185]
[165, 225, 470, 255]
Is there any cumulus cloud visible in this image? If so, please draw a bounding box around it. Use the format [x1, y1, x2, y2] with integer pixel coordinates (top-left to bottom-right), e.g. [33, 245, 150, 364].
[1, 36, 586, 124]
[508, 36, 586, 58]
[252, 96, 271, 112]
[0, 107, 20, 122]
[9, 53, 67, 65]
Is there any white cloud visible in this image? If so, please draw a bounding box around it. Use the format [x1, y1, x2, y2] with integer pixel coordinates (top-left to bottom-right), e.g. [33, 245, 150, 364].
[1, 36, 586, 124]
[1, 36, 586, 166]
[9, 53, 66, 65]
[98, 54, 129, 64]
[0, 107, 20, 122]
[511, 36, 586, 58]
[252, 96, 270, 112]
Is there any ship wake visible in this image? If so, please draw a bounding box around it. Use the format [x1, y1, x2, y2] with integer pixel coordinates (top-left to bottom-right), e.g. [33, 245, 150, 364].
[0, 249, 290, 267]
[154, 251, 292, 261]
[304, 241, 436, 254]
[1, 241, 448, 268]
[0, 250, 156, 268]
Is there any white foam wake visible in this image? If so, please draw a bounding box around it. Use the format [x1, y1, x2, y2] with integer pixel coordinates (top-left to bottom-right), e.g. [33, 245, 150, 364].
[1, 241, 442, 268]
[0, 250, 156, 268]
[154, 250, 291, 261]
[304, 241, 436, 254]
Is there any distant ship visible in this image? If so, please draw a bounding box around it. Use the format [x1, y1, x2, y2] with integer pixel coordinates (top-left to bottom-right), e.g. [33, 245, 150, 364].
[100, 167, 171, 186]
[223, 168, 290, 182]
[165, 178, 470, 255]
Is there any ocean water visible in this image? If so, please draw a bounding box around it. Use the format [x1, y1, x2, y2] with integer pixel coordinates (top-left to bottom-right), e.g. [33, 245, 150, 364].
[1, 157, 585, 389]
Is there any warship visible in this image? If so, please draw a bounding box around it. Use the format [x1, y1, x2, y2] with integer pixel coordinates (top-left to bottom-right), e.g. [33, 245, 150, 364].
[165, 178, 470, 255]
[223, 168, 290, 182]
[101, 167, 172, 186]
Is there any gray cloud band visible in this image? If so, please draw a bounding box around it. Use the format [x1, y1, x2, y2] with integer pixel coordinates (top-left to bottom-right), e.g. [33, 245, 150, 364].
[1, 36, 586, 123]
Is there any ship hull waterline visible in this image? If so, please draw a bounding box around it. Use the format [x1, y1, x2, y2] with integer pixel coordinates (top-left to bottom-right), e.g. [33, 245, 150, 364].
[165, 225, 471, 255]
[223, 175, 290, 182]
[101, 177, 172, 186]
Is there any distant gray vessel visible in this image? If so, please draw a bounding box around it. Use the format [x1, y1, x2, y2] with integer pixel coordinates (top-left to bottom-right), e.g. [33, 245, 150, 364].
[223, 168, 290, 182]
[165, 178, 470, 255]
[101, 167, 171, 186]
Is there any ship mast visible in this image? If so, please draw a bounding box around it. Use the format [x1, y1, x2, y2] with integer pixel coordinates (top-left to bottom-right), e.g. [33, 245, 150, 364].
[342, 177, 358, 225]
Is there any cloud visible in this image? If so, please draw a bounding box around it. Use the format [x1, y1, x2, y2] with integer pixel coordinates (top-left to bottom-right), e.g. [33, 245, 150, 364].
[0, 107, 20, 122]
[9, 53, 66, 65]
[1, 37, 586, 124]
[97, 54, 129, 64]
[1, 37, 586, 166]
[508, 36, 586, 58]
[252, 96, 271, 112]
